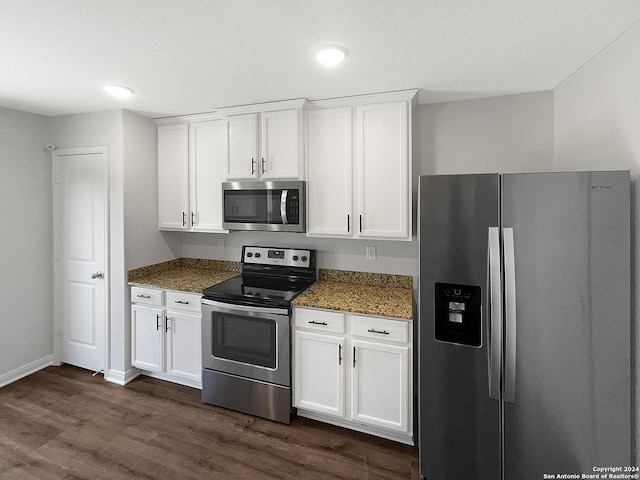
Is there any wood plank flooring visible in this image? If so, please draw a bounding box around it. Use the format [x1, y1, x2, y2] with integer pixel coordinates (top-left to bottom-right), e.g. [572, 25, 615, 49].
[0, 365, 419, 479]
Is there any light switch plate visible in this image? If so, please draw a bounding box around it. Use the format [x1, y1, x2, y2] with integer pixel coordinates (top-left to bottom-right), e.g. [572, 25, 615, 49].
[366, 245, 376, 260]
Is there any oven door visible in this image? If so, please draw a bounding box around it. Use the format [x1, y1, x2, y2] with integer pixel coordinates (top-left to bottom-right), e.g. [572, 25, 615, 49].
[201, 298, 291, 386]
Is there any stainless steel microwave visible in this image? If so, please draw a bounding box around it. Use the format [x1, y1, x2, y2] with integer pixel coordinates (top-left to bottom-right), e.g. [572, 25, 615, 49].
[222, 181, 306, 232]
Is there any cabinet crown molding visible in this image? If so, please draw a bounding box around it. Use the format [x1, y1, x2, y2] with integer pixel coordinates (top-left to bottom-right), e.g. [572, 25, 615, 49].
[305, 89, 418, 110]
[217, 98, 308, 116]
[155, 112, 222, 126]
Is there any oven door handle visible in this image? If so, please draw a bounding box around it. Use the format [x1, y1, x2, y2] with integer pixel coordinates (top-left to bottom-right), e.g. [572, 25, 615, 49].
[201, 298, 289, 316]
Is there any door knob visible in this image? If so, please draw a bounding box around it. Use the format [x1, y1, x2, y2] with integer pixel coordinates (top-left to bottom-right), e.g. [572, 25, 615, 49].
[91, 271, 104, 279]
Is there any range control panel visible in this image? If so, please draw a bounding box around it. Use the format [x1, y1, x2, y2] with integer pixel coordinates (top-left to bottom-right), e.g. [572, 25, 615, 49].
[242, 246, 313, 269]
[434, 283, 482, 347]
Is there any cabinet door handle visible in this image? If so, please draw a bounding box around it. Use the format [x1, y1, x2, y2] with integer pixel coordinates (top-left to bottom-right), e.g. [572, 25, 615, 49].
[347, 214, 350, 232]
[367, 328, 390, 335]
[261, 157, 266, 174]
[353, 346, 356, 368]
[156, 314, 161, 331]
[359, 215, 363, 233]
[165, 317, 170, 333]
[137, 294, 151, 299]
[174, 300, 189, 304]
[182, 212, 186, 227]
[308, 320, 327, 326]
[251, 158, 255, 175]
[191, 211, 196, 227]
[338, 344, 342, 365]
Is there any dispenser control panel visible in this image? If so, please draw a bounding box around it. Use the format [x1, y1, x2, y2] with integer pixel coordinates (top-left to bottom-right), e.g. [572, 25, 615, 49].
[434, 283, 481, 347]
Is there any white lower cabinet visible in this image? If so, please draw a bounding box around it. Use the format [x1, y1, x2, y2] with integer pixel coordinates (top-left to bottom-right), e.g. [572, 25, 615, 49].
[293, 307, 413, 445]
[131, 286, 202, 388]
[294, 331, 345, 417]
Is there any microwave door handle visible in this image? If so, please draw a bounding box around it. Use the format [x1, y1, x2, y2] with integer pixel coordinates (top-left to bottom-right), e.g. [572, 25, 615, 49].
[280, 190, 288, 224]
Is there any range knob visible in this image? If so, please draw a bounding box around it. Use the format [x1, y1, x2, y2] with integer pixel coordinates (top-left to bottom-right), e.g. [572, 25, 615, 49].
[292, 255, 299, 261]
[254, 253, 261, 258]
[246, 252, 253, 258]
[301, 256, 308, 262]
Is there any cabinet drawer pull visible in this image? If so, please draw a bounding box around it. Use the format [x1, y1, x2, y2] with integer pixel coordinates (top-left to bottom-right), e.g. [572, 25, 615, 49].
[367, 328, 390, 335]
[137, 294, 151, 299]
[308, 320, 328, 326]
[174, 300, 189, 304]
[338, 344, 342, 365]
[156, 314, 161, 331]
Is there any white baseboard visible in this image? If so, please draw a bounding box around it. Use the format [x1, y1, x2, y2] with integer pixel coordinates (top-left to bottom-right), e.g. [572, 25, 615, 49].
[0, 355, 54, 388]
[105, 368, 140, 385]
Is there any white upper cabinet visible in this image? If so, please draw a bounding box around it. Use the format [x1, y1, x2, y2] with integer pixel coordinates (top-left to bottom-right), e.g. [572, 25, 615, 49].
[224, 113, 259, 179]
[157, 116, 227, 233]
[306, 107, 353, 237]
[189, 120, 226, 232]
[356, 100, 410, 240]
[220, 100, 306, 181]
[158, 124, 189, 230]
[306, 90, 416, 241]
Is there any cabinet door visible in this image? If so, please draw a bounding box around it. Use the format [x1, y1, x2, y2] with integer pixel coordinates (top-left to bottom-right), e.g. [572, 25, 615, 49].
[131, 304, 164, 372]
[165, 310, 201, 382]
[158, 124, 189, 230]
[261, 109, 301, 179]
[294, 331, 345, 417]
[189, 120, 226, 232]
[306, 107, 353, 237]
[351, 339, 409, 432]
[356, 101, 410, 240]
[224, 113, 258, 180]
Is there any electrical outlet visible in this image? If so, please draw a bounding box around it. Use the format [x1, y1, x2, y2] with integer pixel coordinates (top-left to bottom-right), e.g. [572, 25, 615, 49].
[366, 245, 376, 260]
[217, 238, 225, 250]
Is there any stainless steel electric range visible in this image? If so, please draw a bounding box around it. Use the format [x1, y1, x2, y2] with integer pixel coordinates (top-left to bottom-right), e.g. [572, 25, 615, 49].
[200, 246, 316, 424]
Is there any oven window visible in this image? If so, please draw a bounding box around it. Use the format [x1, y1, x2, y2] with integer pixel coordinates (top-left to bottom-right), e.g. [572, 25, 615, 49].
[212, 313, 277, 369]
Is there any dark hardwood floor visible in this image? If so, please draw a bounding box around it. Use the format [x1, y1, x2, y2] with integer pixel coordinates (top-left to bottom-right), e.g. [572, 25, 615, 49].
[0, 365, 419, 479]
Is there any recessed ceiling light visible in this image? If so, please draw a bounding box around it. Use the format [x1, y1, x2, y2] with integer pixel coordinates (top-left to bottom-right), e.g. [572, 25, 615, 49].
[105, 84, 135, 98]
[314, 45, 348, 67]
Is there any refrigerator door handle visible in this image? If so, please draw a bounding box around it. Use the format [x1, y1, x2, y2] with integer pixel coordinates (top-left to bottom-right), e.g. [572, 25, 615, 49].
[503, 227, 517, 403]
[487, 227, 502, 400]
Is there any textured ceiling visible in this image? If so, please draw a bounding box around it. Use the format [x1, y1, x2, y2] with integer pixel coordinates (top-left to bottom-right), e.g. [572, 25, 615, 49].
[2, 0, 640, 118]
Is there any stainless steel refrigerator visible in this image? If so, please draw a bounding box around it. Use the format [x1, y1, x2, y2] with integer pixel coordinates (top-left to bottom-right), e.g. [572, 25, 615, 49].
[418, 172, 631, 480]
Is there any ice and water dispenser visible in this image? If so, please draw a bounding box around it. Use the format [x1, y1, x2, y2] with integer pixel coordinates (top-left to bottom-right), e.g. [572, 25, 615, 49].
[434, 283, 482, 347]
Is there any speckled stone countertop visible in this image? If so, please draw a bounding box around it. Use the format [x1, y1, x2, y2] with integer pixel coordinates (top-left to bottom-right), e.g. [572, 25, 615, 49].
[128, 258, 241, 294]
[292, 269, 413, 320]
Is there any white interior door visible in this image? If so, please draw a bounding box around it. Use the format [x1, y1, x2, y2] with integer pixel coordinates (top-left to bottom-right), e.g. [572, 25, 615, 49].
[54, 148, 108, 373]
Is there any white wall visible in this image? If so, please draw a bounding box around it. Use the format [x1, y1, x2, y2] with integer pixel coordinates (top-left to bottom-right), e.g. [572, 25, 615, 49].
[415, 91, 555, 175]
[553, 21, 640, 461]
[0, 106, 54, 385]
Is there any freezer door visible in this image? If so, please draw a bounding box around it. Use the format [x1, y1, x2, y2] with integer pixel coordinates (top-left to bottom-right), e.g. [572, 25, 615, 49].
[502, 171, 630, 479]
[418, 174, 501, 480]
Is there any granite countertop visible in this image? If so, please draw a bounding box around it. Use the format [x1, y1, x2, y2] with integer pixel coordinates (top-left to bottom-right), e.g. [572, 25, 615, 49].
[128, 258, 241, 294]
[293, 269, 413, 320]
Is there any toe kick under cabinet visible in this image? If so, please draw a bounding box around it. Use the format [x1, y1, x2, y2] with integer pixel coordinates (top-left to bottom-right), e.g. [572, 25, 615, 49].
[293, 307, 413, 445]
[131, 286, 202, 388]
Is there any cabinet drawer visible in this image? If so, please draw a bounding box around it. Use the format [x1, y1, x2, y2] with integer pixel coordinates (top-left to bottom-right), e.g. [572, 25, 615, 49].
[351, 315, 409, 344]
[131, 287, 163, 306]
[294, 308, 345, 334]
[166, 291, 202, 313]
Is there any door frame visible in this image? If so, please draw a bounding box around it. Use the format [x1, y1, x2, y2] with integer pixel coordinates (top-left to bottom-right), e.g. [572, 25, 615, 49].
[52, 146, 110, 373]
